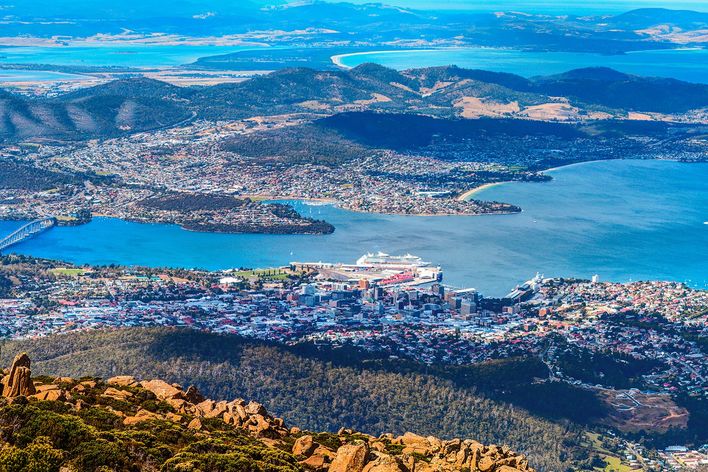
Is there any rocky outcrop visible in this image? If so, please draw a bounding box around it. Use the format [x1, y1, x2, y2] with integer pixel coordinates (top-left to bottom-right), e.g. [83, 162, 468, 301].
[0, 353, 535, 472]
[363, 453, 406, 472]
[1, 352, 36, 397]
[293, 434, 317, 457]
[139, 379, 182, 400]
[107, 375, 139, 387]
[182, 385, 205, 404]
[331, 443, 369, 472]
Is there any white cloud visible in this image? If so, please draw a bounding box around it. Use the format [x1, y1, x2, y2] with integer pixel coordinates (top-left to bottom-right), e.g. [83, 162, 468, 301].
[192, 11, 216, 20]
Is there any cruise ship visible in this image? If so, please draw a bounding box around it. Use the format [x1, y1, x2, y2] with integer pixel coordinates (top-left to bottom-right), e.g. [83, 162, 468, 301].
[356, 252, 430, 269]
[292, 252, 442, 286]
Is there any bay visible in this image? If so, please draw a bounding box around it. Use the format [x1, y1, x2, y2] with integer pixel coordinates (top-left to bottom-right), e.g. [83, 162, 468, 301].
[0, 44, 258, 68]
[0, 68, 90, 82]
[333, 47, 708, 84]
[1, 160, 706, 296]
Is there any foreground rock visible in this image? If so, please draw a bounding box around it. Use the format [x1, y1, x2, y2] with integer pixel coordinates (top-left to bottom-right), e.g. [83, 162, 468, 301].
[1, 352, 36, 397]
[0, 353, 535, 472]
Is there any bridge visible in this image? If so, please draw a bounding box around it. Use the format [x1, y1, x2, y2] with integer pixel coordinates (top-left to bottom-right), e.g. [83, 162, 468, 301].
[0, 217, 56, 253]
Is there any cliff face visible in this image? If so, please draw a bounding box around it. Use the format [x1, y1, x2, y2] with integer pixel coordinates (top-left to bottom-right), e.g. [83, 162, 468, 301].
[0, 353, 535, 472]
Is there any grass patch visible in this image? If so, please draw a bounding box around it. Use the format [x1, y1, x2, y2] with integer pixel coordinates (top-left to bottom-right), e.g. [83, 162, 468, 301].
[48, 268, 86, 277]
[602, 455, 632, 472]
[232, 268, 294, 281]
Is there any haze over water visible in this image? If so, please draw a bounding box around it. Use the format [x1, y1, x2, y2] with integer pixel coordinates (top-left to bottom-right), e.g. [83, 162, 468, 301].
[342, 0, 708, 13]
[3, 160, 706, 296]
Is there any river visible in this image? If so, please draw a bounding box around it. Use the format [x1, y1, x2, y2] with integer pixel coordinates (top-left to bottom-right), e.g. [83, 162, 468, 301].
[1, 160, 706, 296]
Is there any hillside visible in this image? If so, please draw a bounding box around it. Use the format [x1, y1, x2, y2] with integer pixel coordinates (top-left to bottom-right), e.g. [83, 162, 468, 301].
[1, 328, 599, 471]
[0, 78, 192, 141]
[0, 351, 535, 472]
[0, 160, 78, 191]
[607, 8, 708, 29]
[2, 65, 706, 141]
[531, 67, 708, 113]
[222, 110, 698, 169]
[188, 65, 414, 121]
[192, 64, 708, 118]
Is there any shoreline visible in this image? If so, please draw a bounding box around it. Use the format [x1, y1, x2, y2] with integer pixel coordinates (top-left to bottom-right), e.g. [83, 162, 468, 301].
[457, 182, 508, 201]
[458, 159, 628, 202]
[330, 45, 534, 70]
[331, 48, 448, 69]
[542, 160, 604, 173]
[330, 45, 706, 72]
[263, 195, 519, 217]
[246, 195, 340, 204]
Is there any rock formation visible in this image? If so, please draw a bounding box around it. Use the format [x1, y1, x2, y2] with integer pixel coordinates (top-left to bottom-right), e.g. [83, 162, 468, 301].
[330, 443, 369, 472]
[1, 352, 36, 397]
[0, 353, 535, 472]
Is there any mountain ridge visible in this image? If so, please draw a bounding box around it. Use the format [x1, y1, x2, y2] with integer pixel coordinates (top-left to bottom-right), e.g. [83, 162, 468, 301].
[0, 349, 535, 472]
[1, 64, 705, 141]
[1, 327, 593, 471]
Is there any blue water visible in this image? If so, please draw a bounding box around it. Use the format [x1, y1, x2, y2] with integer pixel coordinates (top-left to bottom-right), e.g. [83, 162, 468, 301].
[0, 69, 90, 82]
[336, 47, 708, 84]
[0, 45, 259, 68]
[2, 160, 706, 296]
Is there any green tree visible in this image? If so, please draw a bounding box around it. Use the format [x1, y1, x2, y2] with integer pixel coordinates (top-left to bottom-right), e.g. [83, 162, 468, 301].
[0, 437, 64, 472]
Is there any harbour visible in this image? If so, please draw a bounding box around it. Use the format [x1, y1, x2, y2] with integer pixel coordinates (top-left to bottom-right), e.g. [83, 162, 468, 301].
[1, 159, 705, 296]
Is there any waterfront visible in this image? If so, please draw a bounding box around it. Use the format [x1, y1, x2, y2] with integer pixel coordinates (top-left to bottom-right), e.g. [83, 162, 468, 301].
[1, 160, 706, 296]
[333, 47, 708, 84]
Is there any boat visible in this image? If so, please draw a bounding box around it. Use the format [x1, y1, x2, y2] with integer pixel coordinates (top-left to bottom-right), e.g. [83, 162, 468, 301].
[356, 252, 430, 268]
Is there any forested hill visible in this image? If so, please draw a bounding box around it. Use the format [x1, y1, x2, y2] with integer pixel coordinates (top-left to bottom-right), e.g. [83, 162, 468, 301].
[0, 78, 191, 140]
[2, 327, 603, 471]
[0, 351, 537, 472]
[1, 65, 706, 141]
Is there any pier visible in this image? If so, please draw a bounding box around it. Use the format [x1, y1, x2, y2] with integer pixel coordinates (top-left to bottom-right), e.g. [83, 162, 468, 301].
[0, 218, 56, 253]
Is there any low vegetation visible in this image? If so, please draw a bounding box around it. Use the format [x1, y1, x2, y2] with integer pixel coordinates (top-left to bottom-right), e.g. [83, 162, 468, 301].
[3, 327, 604, 471]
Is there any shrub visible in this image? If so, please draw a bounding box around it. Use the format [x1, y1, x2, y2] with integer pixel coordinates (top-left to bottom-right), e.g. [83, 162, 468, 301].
[0, 437, 64, 472]
[0, 405, 94, 450]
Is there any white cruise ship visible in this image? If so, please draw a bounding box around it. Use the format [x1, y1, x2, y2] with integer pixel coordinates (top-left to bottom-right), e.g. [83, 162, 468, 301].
[356, 252, 430, 269]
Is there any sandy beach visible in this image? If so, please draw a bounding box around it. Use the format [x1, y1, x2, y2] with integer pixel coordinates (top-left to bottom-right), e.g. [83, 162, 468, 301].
[457, 182, 508, 201]
[330, 49, 441, 69]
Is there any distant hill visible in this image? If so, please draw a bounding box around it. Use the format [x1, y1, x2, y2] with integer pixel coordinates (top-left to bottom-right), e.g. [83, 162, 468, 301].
[531, 67, 708, 113]
[608, 8, 708, 29]
[60, 77, 188, 101]
[411, 65, 534, 92]
[2, 3, 705, 53]
[404, 65, 708, 113]
[0, 78, 192, 141]
[189, 65, 413, 120]
[1, 65, 706, 141]
[316, 112, 584, 150]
